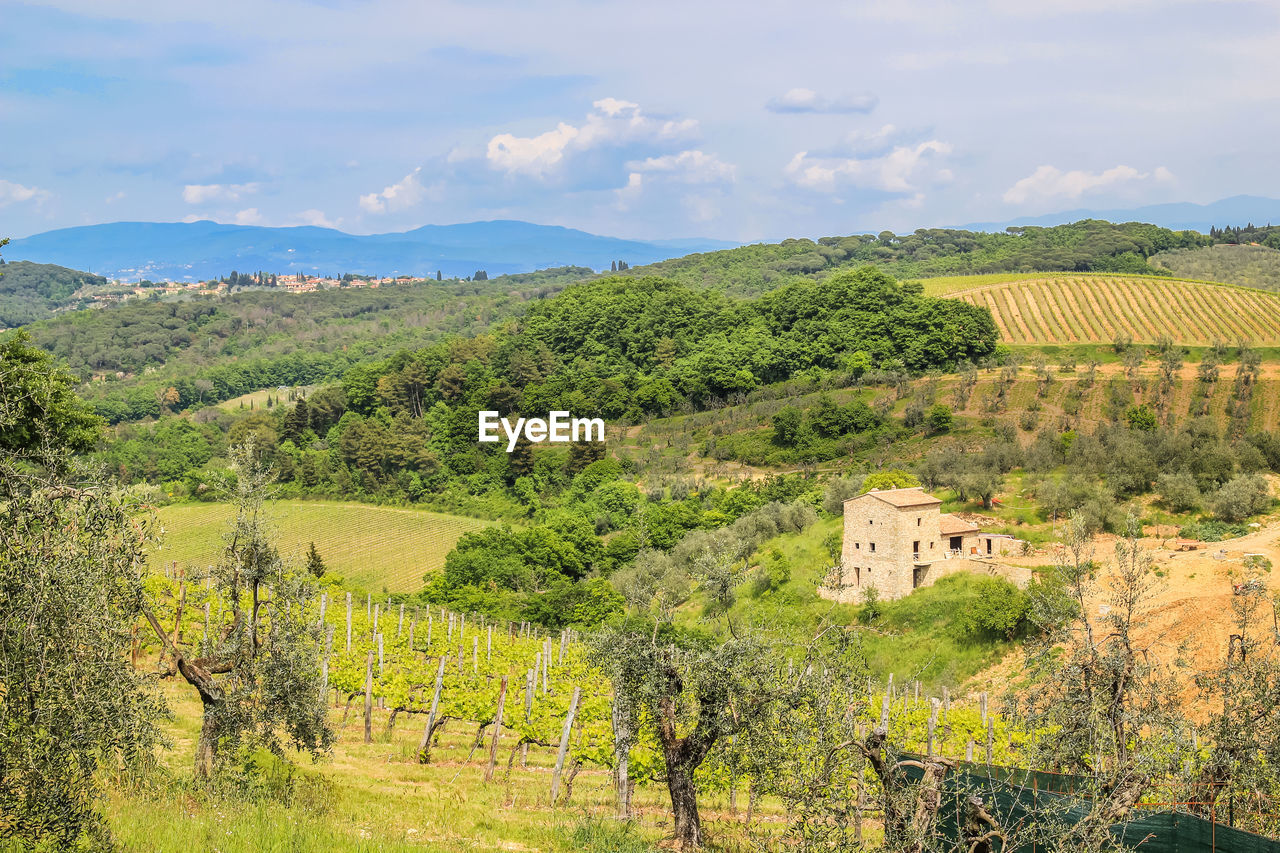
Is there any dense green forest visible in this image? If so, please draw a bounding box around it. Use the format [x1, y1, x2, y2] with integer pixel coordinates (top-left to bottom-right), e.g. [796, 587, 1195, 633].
[622, 219, 1207, 295]
[16, 267, 590, 421]
[0, 259, 107, 327]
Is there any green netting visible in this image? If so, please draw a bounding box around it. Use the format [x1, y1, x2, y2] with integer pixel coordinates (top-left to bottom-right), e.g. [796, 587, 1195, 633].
[900, 758, 1280, 853]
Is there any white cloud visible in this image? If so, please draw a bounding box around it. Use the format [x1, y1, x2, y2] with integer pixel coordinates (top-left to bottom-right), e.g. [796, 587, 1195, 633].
[613, 172, 644, 210]
[766, 88, 878, 114]
[784, 141, 953, 194]
[485, 98, 699, 179]
[182, 182, 259, 204]
[359, 167, 427, 214]
[0, 179, 50, 207]
[233, 207, 262, 225]
[294, 208, 339, 228]
[625, 150, 736, 184]
[105, 191, 127, 204]
[1002, 164, 1175, 205]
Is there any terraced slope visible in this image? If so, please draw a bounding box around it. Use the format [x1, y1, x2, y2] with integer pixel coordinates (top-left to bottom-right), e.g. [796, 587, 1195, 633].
[936, 274, 1280, 346]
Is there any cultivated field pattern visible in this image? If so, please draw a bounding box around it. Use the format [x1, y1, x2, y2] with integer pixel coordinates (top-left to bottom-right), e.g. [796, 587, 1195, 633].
[150, 500, 491, 592]
[945, 275, 1280, 346]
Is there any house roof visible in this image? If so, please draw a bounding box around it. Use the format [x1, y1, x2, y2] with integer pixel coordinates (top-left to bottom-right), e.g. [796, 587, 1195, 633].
[939, 514, 980, 535]
[845, 486, 943, 508]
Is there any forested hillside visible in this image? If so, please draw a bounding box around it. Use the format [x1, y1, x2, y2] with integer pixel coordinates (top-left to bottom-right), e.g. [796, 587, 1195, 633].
[622, 219, 1207, 295]
[1151, 243, 1280, 290]
[17, 267, 588, 421]
[0, 259, 107, 327]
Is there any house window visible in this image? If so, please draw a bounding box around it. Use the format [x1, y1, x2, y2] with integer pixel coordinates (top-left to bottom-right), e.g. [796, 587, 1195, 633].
[870, 542, 876, 552]
[986, 538, 993, 555]
[855, 543, 860, 550]
[913, 540, 920, 556]
[917, 517, 922, 526]
[868, 519, 873, 525]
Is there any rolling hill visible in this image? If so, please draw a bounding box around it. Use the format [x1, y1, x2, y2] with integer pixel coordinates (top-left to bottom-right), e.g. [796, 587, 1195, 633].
[0, 259, 106, 327]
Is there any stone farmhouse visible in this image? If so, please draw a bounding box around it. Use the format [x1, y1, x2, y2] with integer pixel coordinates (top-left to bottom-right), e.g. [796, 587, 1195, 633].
[821, 487, 1027, 603]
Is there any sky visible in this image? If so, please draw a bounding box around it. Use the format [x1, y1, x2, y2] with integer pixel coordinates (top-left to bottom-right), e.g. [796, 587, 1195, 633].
[1, 0, 1278, 243]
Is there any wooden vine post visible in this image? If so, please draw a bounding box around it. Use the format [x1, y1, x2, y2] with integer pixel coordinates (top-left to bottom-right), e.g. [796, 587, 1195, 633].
[522, 667, 534, 767]
[363, 651, 374, 744]
[484, 676, 508, 783]
[417, 656, 447, 762]
[550, 686, 582, 805]
[320, 624, 333, 702]
[345, 592, 352, 652]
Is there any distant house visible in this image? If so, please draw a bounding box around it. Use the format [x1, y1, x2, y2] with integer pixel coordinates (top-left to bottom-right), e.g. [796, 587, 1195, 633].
[822, 487, 1025, 603]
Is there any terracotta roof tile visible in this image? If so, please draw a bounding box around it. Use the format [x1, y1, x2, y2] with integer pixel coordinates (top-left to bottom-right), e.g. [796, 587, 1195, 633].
[939, 514, 980, 535]
[861, 487, 943, 508]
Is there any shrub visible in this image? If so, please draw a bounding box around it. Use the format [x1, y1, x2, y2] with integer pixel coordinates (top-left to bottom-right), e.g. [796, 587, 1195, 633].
[925, 403, 954, 434]
[764, 548, 791, 591]
[862, 470, 920, 492]
[1210, 473, 1271, 522]
[957, 577, 1029, 641]
[1156, 470, 1200, 512]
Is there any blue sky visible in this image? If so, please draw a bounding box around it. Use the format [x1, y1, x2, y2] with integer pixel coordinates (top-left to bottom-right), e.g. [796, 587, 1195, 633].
[1, 0, 1277, 242]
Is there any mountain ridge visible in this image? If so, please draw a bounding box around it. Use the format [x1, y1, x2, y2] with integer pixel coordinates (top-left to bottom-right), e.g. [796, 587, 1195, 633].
[2, 219, 739, 282]
[957, 194, 1280, 233]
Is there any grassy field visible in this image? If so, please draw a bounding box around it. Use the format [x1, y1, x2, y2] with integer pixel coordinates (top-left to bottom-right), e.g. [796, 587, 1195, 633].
[151, 500, 491, 593]
[215, 385, 317, 412]
[100, 682, 670, 852]
[944, 274, 1280, 346]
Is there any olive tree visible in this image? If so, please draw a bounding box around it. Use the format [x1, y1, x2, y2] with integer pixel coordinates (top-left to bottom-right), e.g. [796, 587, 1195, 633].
[0, 330, 163, 845]
[592, 622, 779, 849]
[143, 441, 333, 779]
[1013, 511, 1191, 851]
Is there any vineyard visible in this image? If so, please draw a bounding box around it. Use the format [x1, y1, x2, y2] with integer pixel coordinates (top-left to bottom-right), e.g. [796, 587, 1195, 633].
[942, 274, 1280, 346]
[149, 501, 490, 592]
[137, 575, 1028, 848]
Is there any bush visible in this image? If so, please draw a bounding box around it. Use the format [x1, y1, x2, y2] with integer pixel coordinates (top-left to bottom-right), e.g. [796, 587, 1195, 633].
[1178, 520, 1249, 542]
[764, 548, 791, 591]
[862, 469, 920, 492]
[957, 577, 1029, 641]
[1210, 473, 1271, 522]
[859, 585, 883, 624]
[1156, 470, 1200, 512]
[925, 403, 954, 434]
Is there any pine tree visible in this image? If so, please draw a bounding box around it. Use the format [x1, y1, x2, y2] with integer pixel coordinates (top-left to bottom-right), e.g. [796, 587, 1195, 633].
[305, 541, 326, 578]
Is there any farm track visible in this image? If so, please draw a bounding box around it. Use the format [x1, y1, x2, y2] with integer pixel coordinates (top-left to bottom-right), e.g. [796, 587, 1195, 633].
[951, 276, 1280, 346]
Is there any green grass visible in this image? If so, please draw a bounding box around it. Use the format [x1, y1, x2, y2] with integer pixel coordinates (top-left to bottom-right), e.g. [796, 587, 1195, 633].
[215, 385, 316, 412]
[95, 682, 756, 852]
[151, 500, 491, 593]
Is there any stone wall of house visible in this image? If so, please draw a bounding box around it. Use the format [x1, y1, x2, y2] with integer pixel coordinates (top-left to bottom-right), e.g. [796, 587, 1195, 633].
[822, 489, 1031, 605]
[831, 493, 943, 602]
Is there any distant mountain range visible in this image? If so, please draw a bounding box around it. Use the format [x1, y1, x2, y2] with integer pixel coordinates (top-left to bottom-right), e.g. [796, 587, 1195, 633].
[959, 195, 1280, 234]
[1, 220, 740, 282]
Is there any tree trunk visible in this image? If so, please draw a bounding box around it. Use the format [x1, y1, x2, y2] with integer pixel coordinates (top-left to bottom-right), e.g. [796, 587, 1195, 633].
[665, 758, 703, 849]
[195, 700, 221, 779]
